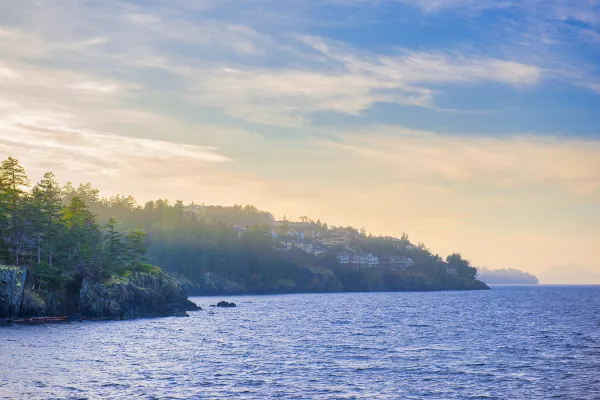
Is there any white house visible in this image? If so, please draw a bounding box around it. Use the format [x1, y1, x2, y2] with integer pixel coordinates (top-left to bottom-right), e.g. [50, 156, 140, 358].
[349, 254, 361, 264]
[399, 256, 415, 269]
[336, 251, 351, 264]
[367, 253, 379, 266]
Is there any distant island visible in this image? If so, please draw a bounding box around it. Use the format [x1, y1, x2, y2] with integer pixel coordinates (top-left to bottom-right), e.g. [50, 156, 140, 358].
[1, 157, 488, 322]
[477, 267, 539, 285]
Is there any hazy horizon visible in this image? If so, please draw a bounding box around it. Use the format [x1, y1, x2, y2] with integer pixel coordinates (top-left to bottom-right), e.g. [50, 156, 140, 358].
[2, 1, 600, 283]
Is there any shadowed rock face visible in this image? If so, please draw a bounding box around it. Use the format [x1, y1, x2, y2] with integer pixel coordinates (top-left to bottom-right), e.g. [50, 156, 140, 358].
[173, 268, 345, 296]
[79, 273, 200, 320]
[1, 266, 199, 320]
[173, 266, 489, 296]
[0, 266, 27, 318]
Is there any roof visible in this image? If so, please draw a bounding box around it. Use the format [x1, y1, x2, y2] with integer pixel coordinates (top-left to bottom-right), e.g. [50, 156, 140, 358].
[274, 221, 316, 229]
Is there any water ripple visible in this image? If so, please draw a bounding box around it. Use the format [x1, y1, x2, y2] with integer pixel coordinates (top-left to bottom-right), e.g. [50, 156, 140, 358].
[1, 286, 599, 399]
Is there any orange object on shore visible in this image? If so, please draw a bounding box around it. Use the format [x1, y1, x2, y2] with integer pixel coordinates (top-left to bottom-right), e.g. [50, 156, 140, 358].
[12, 316, 69, 325]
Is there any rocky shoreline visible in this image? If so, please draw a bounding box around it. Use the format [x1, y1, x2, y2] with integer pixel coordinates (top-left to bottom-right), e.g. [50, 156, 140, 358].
[2, 264, 490, 325]
[173, 267, 490, 296]
[1, 265, 199, 324]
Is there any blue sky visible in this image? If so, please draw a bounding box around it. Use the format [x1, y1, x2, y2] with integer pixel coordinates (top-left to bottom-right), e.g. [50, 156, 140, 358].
[1, 0, 600, 281]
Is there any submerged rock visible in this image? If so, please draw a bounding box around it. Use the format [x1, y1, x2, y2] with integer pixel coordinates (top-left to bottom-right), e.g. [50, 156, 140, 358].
[216, 301, 237, 308]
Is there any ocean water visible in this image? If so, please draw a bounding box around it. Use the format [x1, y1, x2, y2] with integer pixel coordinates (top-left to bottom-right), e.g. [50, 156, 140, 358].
[1, 286, 599, 399]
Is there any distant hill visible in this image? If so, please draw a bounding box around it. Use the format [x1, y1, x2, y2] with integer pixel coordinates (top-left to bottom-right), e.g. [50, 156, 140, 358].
[477, 268, 539, 285]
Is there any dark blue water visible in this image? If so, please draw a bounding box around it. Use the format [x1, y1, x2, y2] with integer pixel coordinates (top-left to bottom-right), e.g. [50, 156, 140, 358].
[1, 286, 599, 399]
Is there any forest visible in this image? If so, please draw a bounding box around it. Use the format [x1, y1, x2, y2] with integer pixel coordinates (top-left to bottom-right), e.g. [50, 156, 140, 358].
[0, 157, 482, 294]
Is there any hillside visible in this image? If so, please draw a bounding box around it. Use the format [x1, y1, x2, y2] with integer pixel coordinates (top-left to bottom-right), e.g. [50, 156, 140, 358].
[0, 157, 488, 301]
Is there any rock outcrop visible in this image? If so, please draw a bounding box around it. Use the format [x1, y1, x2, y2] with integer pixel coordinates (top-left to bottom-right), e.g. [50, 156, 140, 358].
[1, 266, 199, 321]
[172, 272, 246, 296]
[172, 267, 344, 296]
[79, 272, 200, 320]
[0, 266, 27, 318]
[215, 301, 236, 308]
[169, 265, 488, 296]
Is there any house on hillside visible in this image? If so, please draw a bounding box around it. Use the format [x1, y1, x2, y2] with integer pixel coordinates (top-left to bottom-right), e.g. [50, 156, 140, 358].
[380, 255, 414, 270]
[367, 253, 379, 266]
[379, 255, 397, 265]
[338, 252, 379, 267]
[336, 251, 351, 264]
[400, 256, 415, 269]
[358, 253, 368, 265]
[349, 253, 361, 264]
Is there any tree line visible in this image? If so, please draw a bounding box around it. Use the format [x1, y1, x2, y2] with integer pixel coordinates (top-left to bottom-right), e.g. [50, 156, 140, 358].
[0, 157, 149, 284]
[1, 156, 478, 292]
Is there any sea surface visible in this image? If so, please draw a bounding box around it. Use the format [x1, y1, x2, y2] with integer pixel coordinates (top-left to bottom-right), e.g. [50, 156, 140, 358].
[1, 285, 599, 399]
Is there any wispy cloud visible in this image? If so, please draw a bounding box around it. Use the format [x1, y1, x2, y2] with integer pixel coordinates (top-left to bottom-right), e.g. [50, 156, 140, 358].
[186, 38, 542, 126]
[323, 126, 600, 197]
[0, 0, 550, 128]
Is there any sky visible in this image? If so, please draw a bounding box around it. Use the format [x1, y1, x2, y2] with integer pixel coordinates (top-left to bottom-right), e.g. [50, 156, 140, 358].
[1, 0, 600, 282]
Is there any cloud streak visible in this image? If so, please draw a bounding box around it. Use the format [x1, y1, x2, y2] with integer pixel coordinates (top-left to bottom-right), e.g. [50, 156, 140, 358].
[0, 1, 549, 127]
[187, 38, 542, 126]
[323, 126, 600, 197]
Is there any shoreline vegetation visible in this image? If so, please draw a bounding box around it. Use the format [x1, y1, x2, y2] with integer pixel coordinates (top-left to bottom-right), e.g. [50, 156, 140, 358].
[1, 156, 488, 323]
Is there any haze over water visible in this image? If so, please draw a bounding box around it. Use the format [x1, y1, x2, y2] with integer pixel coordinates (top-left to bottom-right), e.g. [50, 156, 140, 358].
[1, 286, 598, 399]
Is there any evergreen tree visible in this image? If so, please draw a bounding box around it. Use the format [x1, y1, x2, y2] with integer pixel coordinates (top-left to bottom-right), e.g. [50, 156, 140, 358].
[126, 227, 147, 273]
[103, 217, 125, 274]
[61, 196, 102, 277]
[31, 172, 62, 266]
[0, 157, 30, 265]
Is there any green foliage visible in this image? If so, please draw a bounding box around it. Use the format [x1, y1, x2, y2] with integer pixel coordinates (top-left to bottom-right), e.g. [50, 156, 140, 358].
[125, 227, 147, 273]
[0, 157, 151, 282]
[102, 217, 125, 274]
[0, 157, 31, 265]
[136, 263, 163, 276]
[446, 253, 477, 278]
[0, 156, 483, 291]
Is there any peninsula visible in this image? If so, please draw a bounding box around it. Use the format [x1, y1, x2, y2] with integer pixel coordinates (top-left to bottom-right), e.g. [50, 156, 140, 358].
[1, 157, 487, 322]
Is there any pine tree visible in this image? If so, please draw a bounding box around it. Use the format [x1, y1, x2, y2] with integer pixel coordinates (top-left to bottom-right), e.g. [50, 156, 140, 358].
[31, 172, 62, 266]
[0, 157, 30, 265]
[126, 227, 147, 273]
[103, 217, 125, 274]
[61, 196, 102, 277]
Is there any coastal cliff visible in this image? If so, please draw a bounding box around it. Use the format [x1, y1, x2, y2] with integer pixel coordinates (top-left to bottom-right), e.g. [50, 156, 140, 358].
[172, 265, 489, 296]
[0, 266, 27, 318]
[79, 272, 199, 320]
[1, 265, 198, 321]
